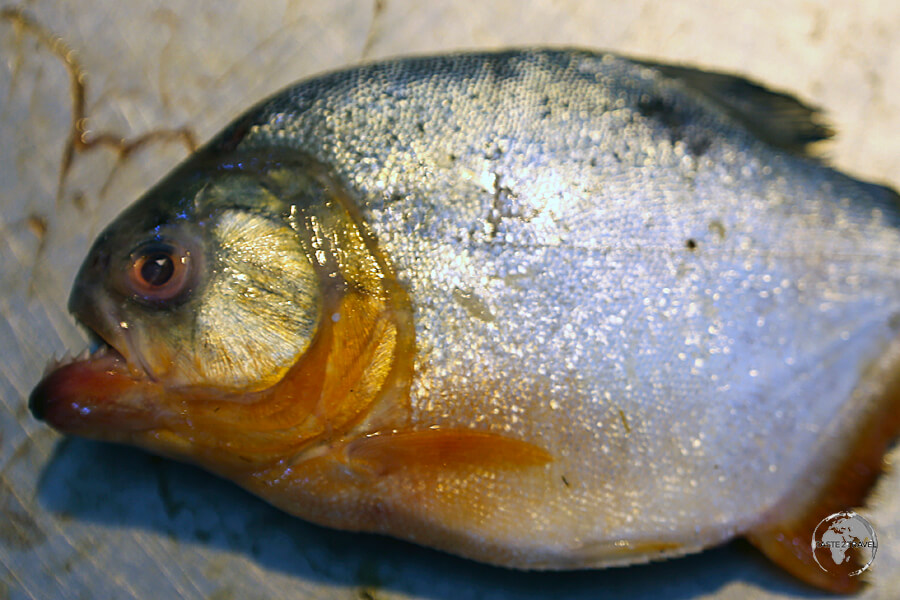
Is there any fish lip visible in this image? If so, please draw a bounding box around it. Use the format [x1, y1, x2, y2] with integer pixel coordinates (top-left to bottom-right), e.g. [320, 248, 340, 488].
[29, 344, 122, 418]
[31, 289, 160, 431]
[29, 343, 145, 430]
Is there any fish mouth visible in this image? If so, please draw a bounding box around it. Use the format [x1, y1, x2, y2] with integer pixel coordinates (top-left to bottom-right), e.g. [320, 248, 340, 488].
[29, 324, 164, 437]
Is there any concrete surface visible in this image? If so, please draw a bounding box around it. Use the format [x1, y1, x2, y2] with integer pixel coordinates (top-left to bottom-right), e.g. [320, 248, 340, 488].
[1, 1, 899, 598]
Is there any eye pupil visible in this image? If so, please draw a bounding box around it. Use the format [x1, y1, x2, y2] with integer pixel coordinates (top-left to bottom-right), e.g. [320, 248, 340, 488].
[140, 252, 175, 286]
[125, 238, 197, 305]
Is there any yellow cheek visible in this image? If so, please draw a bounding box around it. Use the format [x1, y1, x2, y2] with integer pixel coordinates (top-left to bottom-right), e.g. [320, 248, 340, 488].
[151, 285, 411, 469]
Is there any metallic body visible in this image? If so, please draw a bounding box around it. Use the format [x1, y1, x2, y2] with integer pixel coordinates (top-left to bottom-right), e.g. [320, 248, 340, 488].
[218, 50, 900, 564]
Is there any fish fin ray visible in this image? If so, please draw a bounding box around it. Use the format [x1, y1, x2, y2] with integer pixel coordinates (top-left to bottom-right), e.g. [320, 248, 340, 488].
[747, 520, 864, 593]
[345, 427, 552, 476]
[746, 335, 900, 593]
[638, 61, 833, 155]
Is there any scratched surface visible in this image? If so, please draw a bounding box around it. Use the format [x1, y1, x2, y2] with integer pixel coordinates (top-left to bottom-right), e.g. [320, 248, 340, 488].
[1, 1, 899, 599]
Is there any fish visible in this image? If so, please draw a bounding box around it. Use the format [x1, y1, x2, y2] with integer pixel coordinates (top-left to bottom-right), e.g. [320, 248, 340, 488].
[28, 49, 900, 593]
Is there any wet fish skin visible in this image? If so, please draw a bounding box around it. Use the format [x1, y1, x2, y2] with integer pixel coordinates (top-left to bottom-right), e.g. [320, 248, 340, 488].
[29, 50, 900, 593]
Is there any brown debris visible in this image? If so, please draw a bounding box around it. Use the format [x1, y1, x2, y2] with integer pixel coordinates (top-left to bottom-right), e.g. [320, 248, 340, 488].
[0, 6, 198, 202]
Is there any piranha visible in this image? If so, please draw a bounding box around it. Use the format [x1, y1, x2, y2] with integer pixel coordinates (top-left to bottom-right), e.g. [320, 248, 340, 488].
[30, 49, 900, 592]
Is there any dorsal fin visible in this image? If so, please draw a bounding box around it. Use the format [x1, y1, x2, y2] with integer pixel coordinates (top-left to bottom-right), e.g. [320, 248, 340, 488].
[637, 61, 834, 156]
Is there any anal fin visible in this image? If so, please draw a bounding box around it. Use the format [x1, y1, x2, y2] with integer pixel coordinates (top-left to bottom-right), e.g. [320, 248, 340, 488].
[749, 517, 865, 593]
[747, 344, 900, 593]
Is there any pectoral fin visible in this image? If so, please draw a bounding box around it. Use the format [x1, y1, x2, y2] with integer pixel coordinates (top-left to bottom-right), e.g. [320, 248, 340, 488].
[243, 426, 552, 563]
[345, 427, 552, 475]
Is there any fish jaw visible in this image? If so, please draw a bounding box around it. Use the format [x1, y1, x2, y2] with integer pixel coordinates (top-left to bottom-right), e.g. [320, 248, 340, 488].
[29, 347, 168, 440]
[30, 264, 180, 441]
[27, 336, 317, 474]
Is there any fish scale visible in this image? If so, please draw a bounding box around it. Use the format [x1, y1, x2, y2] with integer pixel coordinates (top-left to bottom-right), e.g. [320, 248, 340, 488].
[30, 49, 900, 593]
[233, 49, 900, 541]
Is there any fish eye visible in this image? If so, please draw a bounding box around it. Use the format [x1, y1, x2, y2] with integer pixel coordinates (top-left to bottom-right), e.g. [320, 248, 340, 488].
[139, 251, 175, 286]
[126, 241, 193, 304]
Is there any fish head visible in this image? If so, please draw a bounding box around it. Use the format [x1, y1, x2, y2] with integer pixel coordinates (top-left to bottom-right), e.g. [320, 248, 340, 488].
[30, 150, 413, 476]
